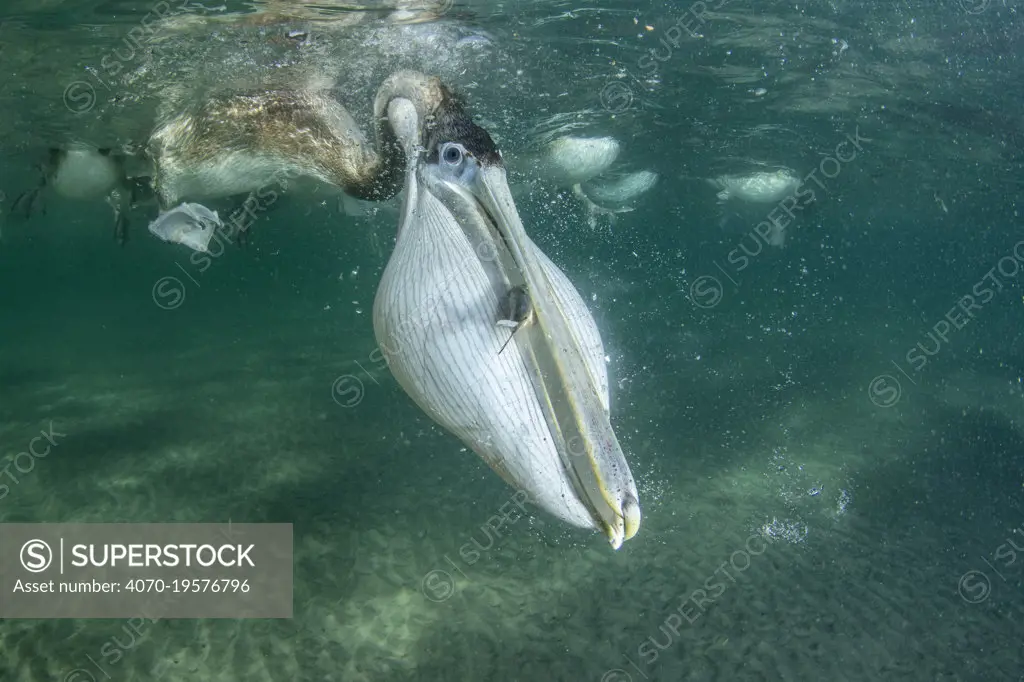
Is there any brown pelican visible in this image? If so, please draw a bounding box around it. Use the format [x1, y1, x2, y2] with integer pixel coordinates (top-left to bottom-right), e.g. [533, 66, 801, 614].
[143, 70, 641, 546]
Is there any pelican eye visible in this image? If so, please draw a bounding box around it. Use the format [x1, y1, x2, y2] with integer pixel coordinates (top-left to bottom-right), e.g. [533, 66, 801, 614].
[441, 142, 465, 166]
[435, 142, 479, 186]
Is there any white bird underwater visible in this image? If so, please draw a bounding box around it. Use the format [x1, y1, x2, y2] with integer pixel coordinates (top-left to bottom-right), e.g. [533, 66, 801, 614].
[9, 144, 148, 244]
[705, 168, 804, 248]
[512, 135, 659, 228]
[709, 169, 800, 204]
[575, 170, 660, 228]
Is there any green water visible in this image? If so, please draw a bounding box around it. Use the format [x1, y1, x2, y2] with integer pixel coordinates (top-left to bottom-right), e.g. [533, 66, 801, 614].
[1, 0, 1023, 680]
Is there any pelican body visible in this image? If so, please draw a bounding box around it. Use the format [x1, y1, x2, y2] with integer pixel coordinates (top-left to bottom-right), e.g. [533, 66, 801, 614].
[148, 90, 405, 208]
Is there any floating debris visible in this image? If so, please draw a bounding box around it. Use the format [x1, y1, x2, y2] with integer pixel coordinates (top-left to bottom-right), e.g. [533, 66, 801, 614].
[148, 202, 223, 253]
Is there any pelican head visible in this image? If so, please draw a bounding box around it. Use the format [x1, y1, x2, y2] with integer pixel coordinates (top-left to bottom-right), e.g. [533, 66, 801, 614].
[373, 74, 641, 548]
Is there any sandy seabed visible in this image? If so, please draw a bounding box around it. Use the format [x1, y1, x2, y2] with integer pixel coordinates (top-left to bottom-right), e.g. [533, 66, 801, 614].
[1, 285, 1022, 682]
